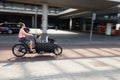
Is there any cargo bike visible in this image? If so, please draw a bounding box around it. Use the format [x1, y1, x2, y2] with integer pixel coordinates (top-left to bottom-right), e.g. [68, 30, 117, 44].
[12, 33, 63, 57]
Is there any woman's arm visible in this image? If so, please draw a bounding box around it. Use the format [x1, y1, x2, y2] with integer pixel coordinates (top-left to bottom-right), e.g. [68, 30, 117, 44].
[22, 28, 33, 36]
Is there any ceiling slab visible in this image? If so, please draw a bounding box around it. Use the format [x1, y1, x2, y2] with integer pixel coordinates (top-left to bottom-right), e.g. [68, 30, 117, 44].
[4, 0, 120, 18]
[5, 0, 120, 11]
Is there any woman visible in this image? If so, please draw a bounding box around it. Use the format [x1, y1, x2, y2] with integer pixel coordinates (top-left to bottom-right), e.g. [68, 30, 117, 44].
[18, 23, 33, 53]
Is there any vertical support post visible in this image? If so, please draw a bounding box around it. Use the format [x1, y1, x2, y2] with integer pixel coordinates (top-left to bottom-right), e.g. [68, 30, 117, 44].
[106, 23, 112, 35]
[90, 13, 96, 41]
[83, 20, 86, 31]
[42, 4, 48, 33]
[35, 6, 38, 34]
[117, 13, 120, 22]
[116, 13, 120, 31]
[32, 16, 35, 28]
[69, 18, 72, 30]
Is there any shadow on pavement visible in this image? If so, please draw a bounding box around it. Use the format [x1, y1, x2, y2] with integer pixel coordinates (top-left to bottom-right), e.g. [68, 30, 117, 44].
[0, 55, 57, 63]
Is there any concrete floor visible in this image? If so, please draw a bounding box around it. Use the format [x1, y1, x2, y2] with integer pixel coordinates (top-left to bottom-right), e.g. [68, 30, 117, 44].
[0, 29, 120, 80]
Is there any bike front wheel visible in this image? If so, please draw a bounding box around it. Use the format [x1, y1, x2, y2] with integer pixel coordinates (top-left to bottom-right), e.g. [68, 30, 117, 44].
[53, 46, 62, 55]
[12, 44, 27, 57]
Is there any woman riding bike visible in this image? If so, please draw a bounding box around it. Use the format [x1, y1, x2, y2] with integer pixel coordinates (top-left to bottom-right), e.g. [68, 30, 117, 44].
[18, 23, 33, 53]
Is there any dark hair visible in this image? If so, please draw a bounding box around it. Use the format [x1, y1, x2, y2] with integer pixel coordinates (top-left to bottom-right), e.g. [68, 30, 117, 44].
[19, 19, 24, 23]
[19, 22, 24, 28]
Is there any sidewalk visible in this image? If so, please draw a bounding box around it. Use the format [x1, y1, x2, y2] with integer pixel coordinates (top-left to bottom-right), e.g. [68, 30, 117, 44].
[0, 57, 120, 80]
[0, 29, 120, 80]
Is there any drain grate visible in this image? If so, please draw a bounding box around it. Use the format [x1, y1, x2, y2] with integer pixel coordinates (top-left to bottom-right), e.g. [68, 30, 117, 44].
[89, 61, 109, 67]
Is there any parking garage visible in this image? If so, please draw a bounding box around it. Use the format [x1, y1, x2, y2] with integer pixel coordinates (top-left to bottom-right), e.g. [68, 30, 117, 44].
[0, 0, 120, 36]
[1, 0, 120, 80]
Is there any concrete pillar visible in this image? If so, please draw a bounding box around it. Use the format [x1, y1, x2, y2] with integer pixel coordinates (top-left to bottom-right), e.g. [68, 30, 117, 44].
[83, 20, 86, 31]
[69, 18, 72, 30]
[106, 23, 112, 35]
[116, 13, 120, 30]
[117, 13, 120, 17]
[42, 4, 48, 33]
[32, 16, 35, 28]
[117, 13, 120, 22]
[35, 7, 38, 29]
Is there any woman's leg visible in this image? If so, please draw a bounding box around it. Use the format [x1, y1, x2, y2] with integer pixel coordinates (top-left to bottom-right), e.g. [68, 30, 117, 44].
[28, 40, 33, 51]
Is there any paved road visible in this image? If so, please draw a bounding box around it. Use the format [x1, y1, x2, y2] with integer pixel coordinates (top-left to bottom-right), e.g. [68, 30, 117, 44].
[0, 29, 120, 80]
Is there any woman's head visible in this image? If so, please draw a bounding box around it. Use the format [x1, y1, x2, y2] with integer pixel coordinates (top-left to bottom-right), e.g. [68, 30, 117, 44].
[20, 23, 25, 28]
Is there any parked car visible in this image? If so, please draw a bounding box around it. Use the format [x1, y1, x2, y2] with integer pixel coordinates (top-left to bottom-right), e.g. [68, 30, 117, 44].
[48, 24, 55, 29]
[0, 22, 21, 34]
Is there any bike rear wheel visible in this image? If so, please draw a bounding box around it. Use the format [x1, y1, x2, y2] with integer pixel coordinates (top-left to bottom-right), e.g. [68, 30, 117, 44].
[12, 44, 27, 57]
[53, 46, 62, 55]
